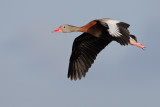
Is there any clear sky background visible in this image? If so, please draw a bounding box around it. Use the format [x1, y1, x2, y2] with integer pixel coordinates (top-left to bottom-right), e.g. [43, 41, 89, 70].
[0, 0, 160, 107]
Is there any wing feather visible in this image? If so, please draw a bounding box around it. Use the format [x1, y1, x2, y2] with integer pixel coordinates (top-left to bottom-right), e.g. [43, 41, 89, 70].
[68, 33, 112, 80]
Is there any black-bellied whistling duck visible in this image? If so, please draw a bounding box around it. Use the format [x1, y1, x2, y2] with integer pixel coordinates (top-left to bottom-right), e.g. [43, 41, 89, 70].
[54, 18, 145, 80]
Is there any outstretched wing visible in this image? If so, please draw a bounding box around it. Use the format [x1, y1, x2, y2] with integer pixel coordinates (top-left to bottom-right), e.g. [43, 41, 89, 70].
[68, 33, 112, 80]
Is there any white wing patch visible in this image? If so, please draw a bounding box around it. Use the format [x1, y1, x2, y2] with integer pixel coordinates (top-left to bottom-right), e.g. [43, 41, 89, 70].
[105, 19, 121, 37]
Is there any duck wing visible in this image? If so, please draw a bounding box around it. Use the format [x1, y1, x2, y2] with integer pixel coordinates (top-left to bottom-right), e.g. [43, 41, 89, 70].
[68, 33, 112, 80]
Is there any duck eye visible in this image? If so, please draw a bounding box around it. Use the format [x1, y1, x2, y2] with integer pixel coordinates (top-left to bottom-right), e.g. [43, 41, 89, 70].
[63, 26, 65, 28]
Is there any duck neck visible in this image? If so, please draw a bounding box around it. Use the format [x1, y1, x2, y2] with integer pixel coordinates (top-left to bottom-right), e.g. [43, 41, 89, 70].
[70, 26, 80, 32]
[76, 26, 87, 33]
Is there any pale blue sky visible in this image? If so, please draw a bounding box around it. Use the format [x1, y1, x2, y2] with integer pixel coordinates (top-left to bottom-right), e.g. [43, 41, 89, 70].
[0, 0, 160, 107]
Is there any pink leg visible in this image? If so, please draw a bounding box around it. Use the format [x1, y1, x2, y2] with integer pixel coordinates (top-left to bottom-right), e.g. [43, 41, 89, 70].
[129, 37, 145, 50]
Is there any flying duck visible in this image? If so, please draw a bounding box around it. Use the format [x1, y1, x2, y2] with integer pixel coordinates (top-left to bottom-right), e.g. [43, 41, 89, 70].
[54, 18, 145, 80]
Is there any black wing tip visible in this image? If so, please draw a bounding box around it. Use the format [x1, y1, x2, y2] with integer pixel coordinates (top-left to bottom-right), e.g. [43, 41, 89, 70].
[67, 72, 86, 81]
[67, 75, 84, 81]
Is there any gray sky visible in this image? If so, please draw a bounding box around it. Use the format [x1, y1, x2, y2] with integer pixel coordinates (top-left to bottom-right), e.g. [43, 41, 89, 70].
[0, 0, 160, 107]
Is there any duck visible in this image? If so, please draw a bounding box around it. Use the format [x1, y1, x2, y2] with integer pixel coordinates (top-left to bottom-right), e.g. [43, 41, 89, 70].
[53, 18, 145, 80]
